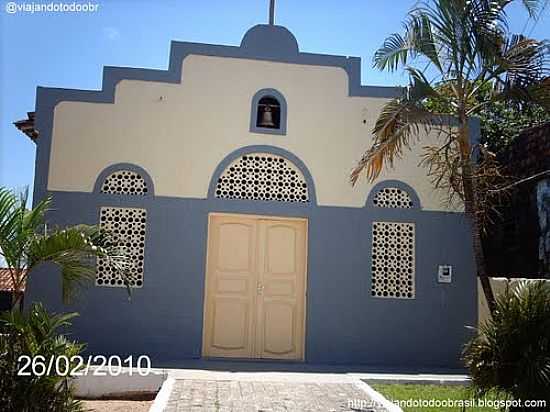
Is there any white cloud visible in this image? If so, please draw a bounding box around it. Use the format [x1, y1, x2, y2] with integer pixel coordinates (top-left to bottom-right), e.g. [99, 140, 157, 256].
[103, 27, 120, 40]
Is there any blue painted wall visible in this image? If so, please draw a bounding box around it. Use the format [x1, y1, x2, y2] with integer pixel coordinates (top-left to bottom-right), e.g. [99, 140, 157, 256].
[26, 181, 477, 368]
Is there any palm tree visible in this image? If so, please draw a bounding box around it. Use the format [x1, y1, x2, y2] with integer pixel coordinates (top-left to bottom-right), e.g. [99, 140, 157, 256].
[0, 187, 128, 310]
[351, 0, 549, 314]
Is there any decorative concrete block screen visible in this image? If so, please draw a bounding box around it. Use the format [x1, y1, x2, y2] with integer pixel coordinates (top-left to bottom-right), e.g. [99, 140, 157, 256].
[101, 170, 148, 195]
[215, 153, 309, 202]
[96, 207, 147, 288]
[371, 221, 415, 299]
[373, 187, 413, 208]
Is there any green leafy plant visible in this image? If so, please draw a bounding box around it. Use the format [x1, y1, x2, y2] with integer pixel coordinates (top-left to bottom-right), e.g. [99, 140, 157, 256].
[351, 0, 550, 314]
[0, 186, 132, 410]
[463, 281, 550, 409]
[425, 82, 550, 155]
[0, 186, 130, 309]
[0, 303, 85, 412]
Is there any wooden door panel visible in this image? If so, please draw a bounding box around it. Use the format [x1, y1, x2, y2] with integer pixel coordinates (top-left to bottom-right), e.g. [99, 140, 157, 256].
[211, 299, 251, 350]
[217, 223, 255, 272]
[257, 219, 307, 360]
[265, 225, 297, 275]
[261, 301, 296, 356]
[202, 215, 257, 358]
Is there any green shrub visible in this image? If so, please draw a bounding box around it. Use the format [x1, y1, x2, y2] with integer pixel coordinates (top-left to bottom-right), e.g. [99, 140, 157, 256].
[463, 281, 550, 410]
[0, 303, 84, 412]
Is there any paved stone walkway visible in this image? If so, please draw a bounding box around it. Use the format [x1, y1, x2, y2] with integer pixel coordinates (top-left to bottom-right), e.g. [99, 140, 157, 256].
[164, 379, 388, 412]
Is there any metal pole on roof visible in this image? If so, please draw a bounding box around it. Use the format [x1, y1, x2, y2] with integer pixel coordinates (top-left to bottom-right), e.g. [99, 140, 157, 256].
[269, 0, 275, 25]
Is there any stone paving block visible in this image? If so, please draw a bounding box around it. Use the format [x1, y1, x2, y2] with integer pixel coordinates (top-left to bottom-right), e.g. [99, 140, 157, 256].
[163, 379, 388, 412]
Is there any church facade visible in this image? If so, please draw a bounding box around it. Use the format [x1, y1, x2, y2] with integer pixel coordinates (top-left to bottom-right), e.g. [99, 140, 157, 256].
[23, 23, 477, 369]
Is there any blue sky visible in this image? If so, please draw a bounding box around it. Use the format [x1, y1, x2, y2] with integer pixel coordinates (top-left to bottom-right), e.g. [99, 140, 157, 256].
[1, 0, 549, 201]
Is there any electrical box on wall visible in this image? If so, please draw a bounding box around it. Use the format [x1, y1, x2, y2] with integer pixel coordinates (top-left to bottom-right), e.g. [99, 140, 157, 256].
[438, 265, 453, 283]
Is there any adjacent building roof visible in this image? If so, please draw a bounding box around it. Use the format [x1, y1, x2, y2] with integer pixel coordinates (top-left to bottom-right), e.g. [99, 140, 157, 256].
[14, 112, 38, 142]
[0, 268, 27, 292]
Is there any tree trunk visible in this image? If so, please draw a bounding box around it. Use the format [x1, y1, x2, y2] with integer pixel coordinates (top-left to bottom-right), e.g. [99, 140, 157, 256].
[10, 269, 24, 311]
[458, 116, 497, 316]
[11, 290, 23, 311]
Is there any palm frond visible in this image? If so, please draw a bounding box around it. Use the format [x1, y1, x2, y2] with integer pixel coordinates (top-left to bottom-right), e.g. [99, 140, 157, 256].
[1, 184, 134, 307]
[442, 0, 509, 74]
[495, 77, 550, 111]
[519, 0, 544, 18]
[22, 193, 51, 235]
[0, 188, 20, 248]
[374, 9, 442, 72]
[374, 33, 411, 72]
[502, 35, 549, 83]
[469, 0, 509, 68]
[421, 141, 463, 205]
[491, 35, 550, 108]
[351, 70, 443, 184]
[0, 188, 39, 270]
[526, 76, 550, 110]
[27, 225, 129, 303]
[0, 187, 18, 238]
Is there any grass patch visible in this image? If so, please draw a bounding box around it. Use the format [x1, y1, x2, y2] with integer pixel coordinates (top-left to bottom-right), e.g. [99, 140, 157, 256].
[371, 384, 507, 412]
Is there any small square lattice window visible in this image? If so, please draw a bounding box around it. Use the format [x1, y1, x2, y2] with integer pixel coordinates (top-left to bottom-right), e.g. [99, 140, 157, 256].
[215, 153, 309, 203]
[101, 170, 148, 195]
[373, 187, 413, 208]
[96, 207, 147, 288]
[371, 221, 415, 299]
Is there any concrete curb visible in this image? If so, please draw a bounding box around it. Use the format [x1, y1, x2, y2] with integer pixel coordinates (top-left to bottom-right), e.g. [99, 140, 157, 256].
[74, 367, 167, 399]
[148, 377, 175, 412]
[354, 380, 403, 412]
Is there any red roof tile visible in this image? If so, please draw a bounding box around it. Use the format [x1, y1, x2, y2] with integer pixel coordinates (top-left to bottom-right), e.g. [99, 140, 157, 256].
[14, 112, 38, 142]
[0, 268, 27, 292]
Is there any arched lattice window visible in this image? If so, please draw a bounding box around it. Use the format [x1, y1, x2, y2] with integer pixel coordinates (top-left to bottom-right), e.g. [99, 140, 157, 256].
[373, 187, 413, 208]
[371, 221, 415, 299]
[215, 153, 309, 203]
[101, 170, 148, 195]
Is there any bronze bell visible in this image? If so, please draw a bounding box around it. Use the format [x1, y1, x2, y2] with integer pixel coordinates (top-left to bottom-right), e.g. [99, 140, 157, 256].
[258, 104, 276, 128]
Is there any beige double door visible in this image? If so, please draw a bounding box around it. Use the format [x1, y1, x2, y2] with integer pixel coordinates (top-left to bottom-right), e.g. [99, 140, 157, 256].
[202, 213, 308, 360]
